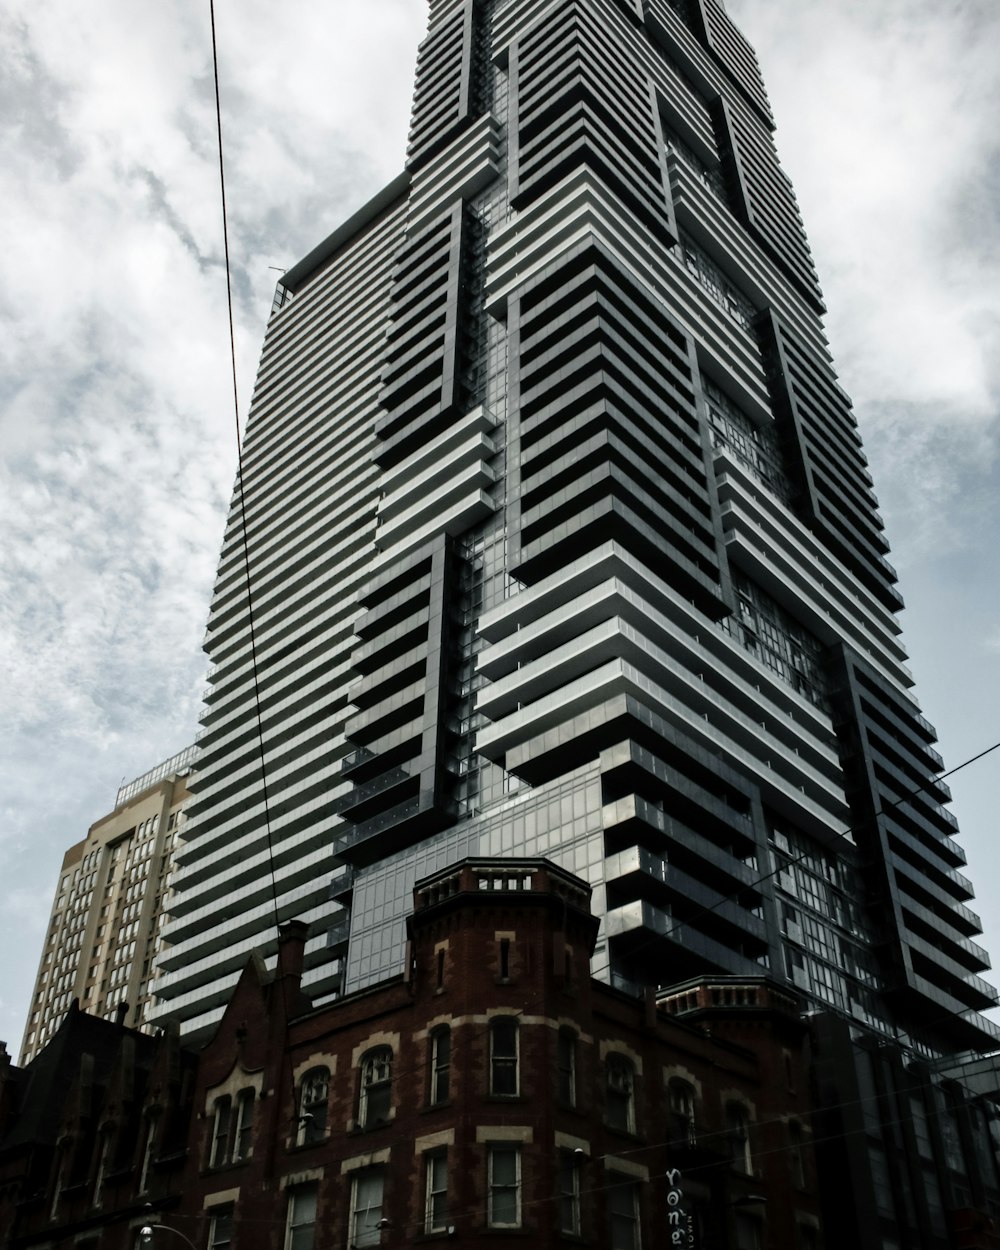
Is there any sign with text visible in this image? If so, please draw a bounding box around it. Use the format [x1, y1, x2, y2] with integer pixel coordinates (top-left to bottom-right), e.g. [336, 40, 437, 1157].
[666, 1167, 698, 1248]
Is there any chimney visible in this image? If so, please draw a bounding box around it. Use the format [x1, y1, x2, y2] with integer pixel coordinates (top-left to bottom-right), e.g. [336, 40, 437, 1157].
[277, 920, 310, 986]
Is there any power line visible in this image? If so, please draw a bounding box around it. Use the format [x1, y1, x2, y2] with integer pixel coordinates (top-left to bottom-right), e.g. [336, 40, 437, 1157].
[207, 0, 287, 991]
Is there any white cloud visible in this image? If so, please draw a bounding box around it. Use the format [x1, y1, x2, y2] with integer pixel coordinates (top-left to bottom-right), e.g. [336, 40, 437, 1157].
[0, 0, 425, 1054]
[729, 0, 1000, 421]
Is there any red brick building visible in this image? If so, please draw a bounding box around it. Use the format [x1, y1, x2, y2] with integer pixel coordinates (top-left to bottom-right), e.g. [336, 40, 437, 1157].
[0, 858, 822, 1249]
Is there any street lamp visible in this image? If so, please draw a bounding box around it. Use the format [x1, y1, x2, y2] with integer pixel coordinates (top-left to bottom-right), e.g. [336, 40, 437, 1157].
[140, 1223, 198, 1250]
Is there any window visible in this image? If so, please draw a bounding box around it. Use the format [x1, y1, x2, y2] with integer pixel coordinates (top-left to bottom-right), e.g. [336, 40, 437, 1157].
[606, 1056, 635, 1133]
[735, 1212, 762, 1250]
[430, 1027, 450, 1105]
[558, 1150, 581, 1236]
[425, 1151, 449, 1233]
[789, 1119, 805, 1188]
[234, 1090, 255, 1161]
[138, 1115, 158, 1193]
[488, 1145, 521, 1228]
[359, 1048, 393, 1128]
[608, 1173, 641, 1250]
[286, 1185, 317, 1250]
[490, 1018, 518, 1096]
[297, 1068, 329, 1144]
[668, 1079, 696, 1145]
[211, 1096, 232, 1167]
[350, 1169, 385, 1247]
[557, 1029, 576, 1107]
[93, 1132, 111, 1207]
[726, 1102, 753, 1174]
[209, 1207, 234, 1250]
[798, 1223, 820, 1250]
[499, 937, 511, 979]
[50, 1149, 67, 1221]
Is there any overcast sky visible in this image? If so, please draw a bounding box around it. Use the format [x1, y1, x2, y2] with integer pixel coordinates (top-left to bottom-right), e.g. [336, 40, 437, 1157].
[1, 0, 997, 1058]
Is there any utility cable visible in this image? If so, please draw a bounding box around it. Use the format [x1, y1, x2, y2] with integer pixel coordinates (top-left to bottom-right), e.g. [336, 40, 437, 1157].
[207, 1, 287, 986]
[157, 1070, 1000, 1242]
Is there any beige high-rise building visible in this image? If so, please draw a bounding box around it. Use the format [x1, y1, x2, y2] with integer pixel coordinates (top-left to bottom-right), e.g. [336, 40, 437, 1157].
[18, 746, 196, 1064]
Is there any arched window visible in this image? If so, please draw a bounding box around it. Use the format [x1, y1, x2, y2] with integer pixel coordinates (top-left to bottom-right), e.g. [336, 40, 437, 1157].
[50, 1144, 69, 1222]
[93, 1129, 113, 1208]
[234, 1089, 255, 1161]
[490, 1018, 518, 1096]
[137, 1113, 159, 1193]
[668, 1079, 696, 1145]
[359, 1048, 393, 1128]
[210, 1096, 232, 1167]
[726, 1101, 753, 1174]
[430, 1027, 450, 1105]
[297, 1067, 330, 1145]
[606, 1055, 635, 1133]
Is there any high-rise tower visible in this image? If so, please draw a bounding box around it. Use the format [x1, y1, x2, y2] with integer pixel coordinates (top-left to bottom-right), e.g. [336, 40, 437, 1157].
[21, 746, 194, 1064]
[152, 2, 999, 1239]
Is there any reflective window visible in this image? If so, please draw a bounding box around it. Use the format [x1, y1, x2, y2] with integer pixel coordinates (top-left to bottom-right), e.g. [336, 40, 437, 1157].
[488, 1145, 521, 1227]
[209, 1208, 234, 1250]
[210, 1097, 232, 1168]
[297, 1068, 329, 1145]
[425, 1152, 449, 1233]
[350, 1169, 385, 1247]
[138, 1115, 158, 1194]
[359, 1049, 393, 1128]
[234, 1090, 255, 1161]
[285, 1185, 317, 1250]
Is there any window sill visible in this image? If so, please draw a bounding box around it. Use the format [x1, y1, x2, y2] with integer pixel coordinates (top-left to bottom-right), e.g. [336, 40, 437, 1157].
[350, 1119, 394, 1135]
[200, 1159, 251, 1177]
[604, 1126, 644, 1143]
[287, 1137, 330, 1153]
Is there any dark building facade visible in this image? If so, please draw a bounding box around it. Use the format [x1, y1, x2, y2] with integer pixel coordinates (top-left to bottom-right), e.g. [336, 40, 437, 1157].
[143, 1, 1000, 1246]
[2, 860, 826, 1249]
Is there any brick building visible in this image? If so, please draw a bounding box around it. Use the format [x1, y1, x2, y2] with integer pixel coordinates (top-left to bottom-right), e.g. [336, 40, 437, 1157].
[1, 859, 822, 1249]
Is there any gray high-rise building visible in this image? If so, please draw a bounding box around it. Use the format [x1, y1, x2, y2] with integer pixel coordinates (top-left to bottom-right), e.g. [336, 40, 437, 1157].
[151, 2, 1000, 1242]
